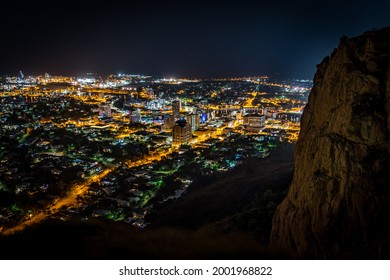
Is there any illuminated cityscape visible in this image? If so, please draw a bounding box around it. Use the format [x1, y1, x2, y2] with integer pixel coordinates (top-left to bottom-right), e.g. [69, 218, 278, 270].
[0, 73, 310, 233]
[0, 0, 388, 263]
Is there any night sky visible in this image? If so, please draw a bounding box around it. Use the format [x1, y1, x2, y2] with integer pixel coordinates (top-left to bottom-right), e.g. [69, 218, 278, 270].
[1, 0, 389, 79]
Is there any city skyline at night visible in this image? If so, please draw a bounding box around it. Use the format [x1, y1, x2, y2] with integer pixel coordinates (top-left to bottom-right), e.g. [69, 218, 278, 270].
[1, 0, 390, 265]
[0, 72, 309, 236]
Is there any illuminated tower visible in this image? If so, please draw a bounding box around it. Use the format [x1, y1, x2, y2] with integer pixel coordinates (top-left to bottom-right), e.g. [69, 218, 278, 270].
[163, 114, 174, 130]
[186, 113, 199, 131]
[172, 100, 181, 120]
[172, 119, 192, 145]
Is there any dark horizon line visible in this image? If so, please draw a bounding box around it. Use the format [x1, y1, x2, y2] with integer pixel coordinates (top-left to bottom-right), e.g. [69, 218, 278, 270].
[0, 71, 313, 81]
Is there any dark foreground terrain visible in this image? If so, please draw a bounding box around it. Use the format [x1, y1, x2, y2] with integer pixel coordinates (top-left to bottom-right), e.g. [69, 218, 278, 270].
[0, 143, 294, 259]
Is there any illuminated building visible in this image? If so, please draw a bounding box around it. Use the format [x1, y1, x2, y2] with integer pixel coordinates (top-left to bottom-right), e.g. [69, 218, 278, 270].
[172, 119, 192, 145]
[104, 105, 112, 118]
[207, 110, 215, 121]
[26, 95, 39, 103]
[172, 100, 181, 120]
[163, 114, 174, 130]
[146, 98, 165, 110]
[243, 113, 265, 132]
[99, 105, 112, 118]
[186, 113, 200, 131]
[131, 110, 141, 123]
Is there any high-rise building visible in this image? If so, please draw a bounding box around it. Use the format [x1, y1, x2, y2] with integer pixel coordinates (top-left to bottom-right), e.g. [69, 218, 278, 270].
[207, 109, 215, 121]
[172, 100, 181, 120]
[163, 114, 174, 130]
[186, 113, 200, 132]
[172, 119, 192, 145]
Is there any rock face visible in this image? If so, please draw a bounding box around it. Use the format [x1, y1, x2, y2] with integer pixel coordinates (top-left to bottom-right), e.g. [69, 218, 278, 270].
[271, 28, 390, 259]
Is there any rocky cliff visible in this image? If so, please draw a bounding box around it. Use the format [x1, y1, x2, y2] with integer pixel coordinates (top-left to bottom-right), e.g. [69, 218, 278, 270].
[271, 28, 390, 259]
